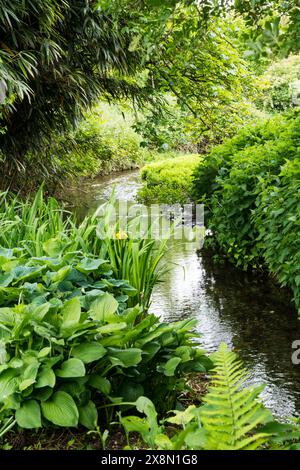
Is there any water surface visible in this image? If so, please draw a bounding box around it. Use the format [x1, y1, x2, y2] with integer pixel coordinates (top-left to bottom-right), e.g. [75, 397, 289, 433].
[65, 170, 300, 418]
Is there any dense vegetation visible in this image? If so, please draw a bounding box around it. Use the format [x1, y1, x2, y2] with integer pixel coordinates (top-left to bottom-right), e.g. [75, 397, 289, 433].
[137, 154, 200, 205]
[0, 190, 211, 437]
[1, 0, 300, 453]
[192, 110, 300, 313]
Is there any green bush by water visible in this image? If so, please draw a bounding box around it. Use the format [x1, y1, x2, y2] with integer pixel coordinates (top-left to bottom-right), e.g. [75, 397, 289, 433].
[192, 111, 300, 312]
[137, 154, 201, 205]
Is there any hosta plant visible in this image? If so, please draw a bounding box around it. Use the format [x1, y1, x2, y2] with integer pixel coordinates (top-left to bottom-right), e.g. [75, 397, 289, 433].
[0, 248, 211, 433]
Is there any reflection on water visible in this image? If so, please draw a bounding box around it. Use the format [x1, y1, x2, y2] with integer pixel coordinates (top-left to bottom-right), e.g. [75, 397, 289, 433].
[64, 170, 300, 418]
[150, 240, 300, 418]
[64, 170, 142, 219]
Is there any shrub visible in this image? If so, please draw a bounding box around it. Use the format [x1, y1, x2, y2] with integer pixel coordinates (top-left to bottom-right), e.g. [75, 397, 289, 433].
[138, 155, 201, 205]
[254, 159, 300, 309]
[255, 55, 300, 112]
[53, 103, 146, 179]
[0, 248, 212, 432]
[0, 103, 147, 193]
[192, 113, 286, 205]
[191, 111, 300, 311]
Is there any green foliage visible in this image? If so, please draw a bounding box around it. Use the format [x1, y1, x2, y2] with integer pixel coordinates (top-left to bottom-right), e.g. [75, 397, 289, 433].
[121, 343, 300, 450]
[0, 188, 167, 308]
[254, 158, 300, 310]
[0, 248, 211, 432]
[138, 155, 200, 205]
[255, 55, 300, 112]
[192, 113, 286, 206]
[0, 0, 257, 191]
[127, 6, 255, 152]
[46, 103, 146, 182]
[97, 209, 168, 310]
[200, 1, 300, 59]
[133, 93, 264, 154]
[192, 111, 300, 311]
[0, 0, 145, 185]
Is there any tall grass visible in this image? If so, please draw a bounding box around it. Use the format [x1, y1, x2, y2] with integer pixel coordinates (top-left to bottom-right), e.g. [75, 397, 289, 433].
[97, 206, 169, 309]
[0, 188, 168, 308]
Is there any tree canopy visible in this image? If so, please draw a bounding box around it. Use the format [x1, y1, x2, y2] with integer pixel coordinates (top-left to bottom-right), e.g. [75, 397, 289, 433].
[0, 0, 143, 178]
[0, 0, 298, 186]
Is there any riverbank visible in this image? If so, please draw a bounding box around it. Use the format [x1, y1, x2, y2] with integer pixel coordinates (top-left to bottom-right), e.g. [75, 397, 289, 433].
[1, 181, 300, 450]
[60, 169, 300, 418]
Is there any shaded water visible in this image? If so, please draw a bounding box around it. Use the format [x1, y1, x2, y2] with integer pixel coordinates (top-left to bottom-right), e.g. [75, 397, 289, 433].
[66, 170, 300, 418]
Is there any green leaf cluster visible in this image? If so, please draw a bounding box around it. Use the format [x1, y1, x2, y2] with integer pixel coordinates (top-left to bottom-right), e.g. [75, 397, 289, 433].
[138, 154, 201, 205]
[0, 249, 211, 430]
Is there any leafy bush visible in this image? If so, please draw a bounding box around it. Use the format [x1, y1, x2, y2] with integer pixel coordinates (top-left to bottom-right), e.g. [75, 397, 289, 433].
[192, 114, 286, 205]
[121, 343, 300, 450]
[255, 55, 300, 112]
[0, 248, 212, 432]
[192, 111, 300, 311]
[57, 103, 146, 178]
[138, 155, 201, 205]
[254, 159, 300, 309]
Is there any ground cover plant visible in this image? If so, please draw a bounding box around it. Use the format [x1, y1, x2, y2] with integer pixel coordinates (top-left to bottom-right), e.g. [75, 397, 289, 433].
[0, 247, 212, 435]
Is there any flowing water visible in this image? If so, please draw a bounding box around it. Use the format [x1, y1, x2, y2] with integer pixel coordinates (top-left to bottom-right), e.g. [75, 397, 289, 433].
[66, 170, 300, 418]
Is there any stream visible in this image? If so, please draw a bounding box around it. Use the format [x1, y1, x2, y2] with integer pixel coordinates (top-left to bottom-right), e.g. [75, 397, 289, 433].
[65, 169, 300, 418]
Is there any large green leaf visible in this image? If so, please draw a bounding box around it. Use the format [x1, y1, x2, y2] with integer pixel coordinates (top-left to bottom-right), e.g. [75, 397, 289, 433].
[141, 342, 161, 363]
[0, 272, 14, 287]
[32, 387, 53, 402]
[88, 375, 111, 395]
[51, 265, 72, 283]
[0, 307, 14, 325]
[0, 369, 19, 401]
[12, 265, 45, 283]
[108, 348, 142, 367]
[71, 342, 106, 364]
[76, 258, 108, 273]
[19, 362, 40, 391]
[55, 358, 85, 378]
[31, 303, 50, 321]
[157, 357, 182, 377]
[90, 293, 118, 322]
[16, 400, 41, 429]
[35, 366, 56, 388]
[41, 391, 79, 427]
[97, 322, 127, 334]
[43, 238, 67, 257]
[78, 400, 98, 429]
[60, 297, 81, 332]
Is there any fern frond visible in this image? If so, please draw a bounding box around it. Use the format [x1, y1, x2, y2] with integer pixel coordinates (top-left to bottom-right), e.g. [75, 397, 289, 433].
[200, 343, 273, 450]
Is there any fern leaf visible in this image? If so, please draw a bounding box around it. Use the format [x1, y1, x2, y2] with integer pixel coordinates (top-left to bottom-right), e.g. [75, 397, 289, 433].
[200, 343, 273, 450]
